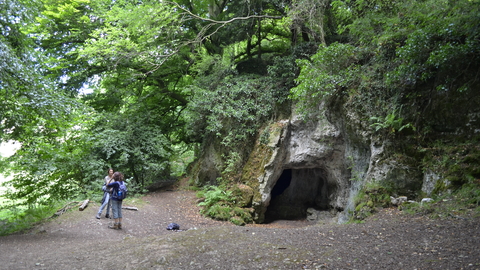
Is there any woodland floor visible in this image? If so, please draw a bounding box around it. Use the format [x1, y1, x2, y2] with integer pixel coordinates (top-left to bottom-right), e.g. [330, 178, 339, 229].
[0, 183, 479, 270]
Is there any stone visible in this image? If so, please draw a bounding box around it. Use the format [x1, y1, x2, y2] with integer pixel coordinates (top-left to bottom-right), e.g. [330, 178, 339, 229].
[421, 198, 434, 204]
[306, 208, 318, 221]
[398, 196, 408, 204]
[391, 196, 408, 206]
[422, 170, 440, 196]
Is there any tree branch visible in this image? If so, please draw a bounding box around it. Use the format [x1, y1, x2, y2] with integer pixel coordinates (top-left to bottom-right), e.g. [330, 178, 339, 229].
[168, 1, 283, 45]
[170, 2, 282, 24]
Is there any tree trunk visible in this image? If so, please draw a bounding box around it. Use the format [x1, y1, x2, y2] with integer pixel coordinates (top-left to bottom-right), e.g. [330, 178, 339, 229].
[78, 199, 89, 211]
[122, 206, 138, 211]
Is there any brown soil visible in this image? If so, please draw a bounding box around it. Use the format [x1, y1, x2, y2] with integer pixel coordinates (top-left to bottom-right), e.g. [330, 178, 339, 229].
[1, 186, 479, 270]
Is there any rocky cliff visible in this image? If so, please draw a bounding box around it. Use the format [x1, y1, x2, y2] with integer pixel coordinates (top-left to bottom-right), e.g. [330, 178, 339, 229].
[189, 94, 479, 224]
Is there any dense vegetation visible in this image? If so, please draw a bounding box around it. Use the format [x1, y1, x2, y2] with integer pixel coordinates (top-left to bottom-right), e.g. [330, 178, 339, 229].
[1, 0, 479, 231]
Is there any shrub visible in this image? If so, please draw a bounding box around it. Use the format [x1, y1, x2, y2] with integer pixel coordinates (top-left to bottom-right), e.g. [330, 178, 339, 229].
[196, 185, 253, 225]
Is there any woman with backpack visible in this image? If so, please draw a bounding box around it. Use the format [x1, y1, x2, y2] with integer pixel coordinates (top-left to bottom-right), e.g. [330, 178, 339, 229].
[107, 171, 127, 229]
[95, 168, 114, 219]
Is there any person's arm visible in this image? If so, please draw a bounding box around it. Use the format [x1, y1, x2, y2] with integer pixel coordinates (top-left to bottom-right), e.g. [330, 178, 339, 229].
[107, 182, 119, 188]
[105, 176, 112, 185]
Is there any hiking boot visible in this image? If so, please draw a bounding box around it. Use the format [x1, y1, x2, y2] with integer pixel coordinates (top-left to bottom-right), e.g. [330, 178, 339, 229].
[96, 214, 101, 219]
[117, 223, 122, 230]
[105, 214, 110, 219]
[108, 223, 120, 230]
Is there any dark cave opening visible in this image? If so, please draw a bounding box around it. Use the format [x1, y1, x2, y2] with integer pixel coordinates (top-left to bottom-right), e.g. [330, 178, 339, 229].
[270, 169, 292, 199]
[265, 168, 331, 222]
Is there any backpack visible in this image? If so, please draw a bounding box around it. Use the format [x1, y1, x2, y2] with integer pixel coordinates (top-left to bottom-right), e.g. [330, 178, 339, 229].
[112, 181, 128, 200]
[166, 223, 180, 230]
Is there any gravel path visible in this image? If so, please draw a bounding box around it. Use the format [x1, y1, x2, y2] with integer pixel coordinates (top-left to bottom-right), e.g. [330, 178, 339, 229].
[0, 188, 479, 270]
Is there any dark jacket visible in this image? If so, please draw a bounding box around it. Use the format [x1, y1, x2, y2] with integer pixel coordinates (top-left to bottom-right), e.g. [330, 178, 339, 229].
[107, 181, 122, 201]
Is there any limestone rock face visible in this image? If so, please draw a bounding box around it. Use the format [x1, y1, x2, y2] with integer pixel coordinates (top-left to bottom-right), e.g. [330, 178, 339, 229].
[233, 184, 254, 208]
[253, 112, 352, 223]
[189, 143, 223, 186]
[364, 156, 423, 199]
[249, 107, 424, 223]
[191, 104, 427, 224]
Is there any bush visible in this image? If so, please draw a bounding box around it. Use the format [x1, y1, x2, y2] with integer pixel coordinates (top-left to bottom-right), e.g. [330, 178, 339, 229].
[352, 182, 393, 221]
[196, 185, 253, 225]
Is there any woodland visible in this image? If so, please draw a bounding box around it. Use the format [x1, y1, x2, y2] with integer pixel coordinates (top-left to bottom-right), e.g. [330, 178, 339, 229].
[1, 0, 480, 234]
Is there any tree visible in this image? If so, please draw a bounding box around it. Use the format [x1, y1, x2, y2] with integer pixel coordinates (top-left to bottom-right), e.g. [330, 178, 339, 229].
[294, 0, 480, 135]
[1, 0, 100, 207]
[0, 0, 75, 143]
[1, 112, 106, 208]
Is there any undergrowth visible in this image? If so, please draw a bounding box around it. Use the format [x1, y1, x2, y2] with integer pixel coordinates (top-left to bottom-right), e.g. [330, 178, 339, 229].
[0, 201, 64, 236]
[420, 140, 480, 189]
[196, 185, 253, 226]
[352, 182, 393, 220]
[401, 182, 480, 219]
[352, 178, 480, 222]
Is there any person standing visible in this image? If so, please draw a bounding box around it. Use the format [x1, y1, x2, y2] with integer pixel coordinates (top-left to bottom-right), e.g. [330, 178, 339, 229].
[96, 168, 114, 219]
[107, 171, 125, 229]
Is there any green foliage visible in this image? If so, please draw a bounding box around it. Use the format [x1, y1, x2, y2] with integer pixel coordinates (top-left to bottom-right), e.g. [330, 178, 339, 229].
[186, 74, 278, 144]
[401, 181, 480, 219]
[421, 141, 480, 188]
[0, 0, 41, 91]
[353, 182, 392, 220]
[0, 0, 77, 144]
[0, 201, 64, 236]
[385, 0, 480, 90]
[197, 185, 234, 218]
[79, 0, 181, 68]
[1, 111, 106, 208]
[196, 185, 252, 225]
[296, 0, 480, 142]
[290, 43, 359, 116]
[91, 112, 172, 187]
[170, 145, 195, 178]
[184, 54, 291, 178]
[24, 0, 107, 92]
[370, 108, 416, 135]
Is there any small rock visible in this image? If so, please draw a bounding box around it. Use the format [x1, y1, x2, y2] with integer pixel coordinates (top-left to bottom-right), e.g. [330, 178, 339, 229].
[391, 196, 408, 206]
[390, 196, 398, 205]
[398, 196, 408, 204]
[421, 198, 434, 204]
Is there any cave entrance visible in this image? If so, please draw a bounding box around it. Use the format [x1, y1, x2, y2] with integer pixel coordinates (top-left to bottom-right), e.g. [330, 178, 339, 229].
[265, 168, 330, 222]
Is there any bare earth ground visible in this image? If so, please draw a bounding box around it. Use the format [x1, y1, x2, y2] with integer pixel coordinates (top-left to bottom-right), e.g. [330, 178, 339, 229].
[0, 186, 479, 270]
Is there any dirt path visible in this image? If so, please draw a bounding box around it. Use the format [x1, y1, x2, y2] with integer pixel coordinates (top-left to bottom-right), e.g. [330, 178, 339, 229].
[0, 188, 479, 270]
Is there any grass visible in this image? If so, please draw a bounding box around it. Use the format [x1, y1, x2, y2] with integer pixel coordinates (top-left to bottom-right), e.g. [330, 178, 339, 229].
[0, 202, 64, 236]
[0, 164, 79, 236]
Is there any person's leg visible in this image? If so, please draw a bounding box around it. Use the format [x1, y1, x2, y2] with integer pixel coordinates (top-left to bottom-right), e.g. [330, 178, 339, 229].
[96, 192, 108, 219]
[117, 201, 123, 229]
[109, 200, 120, 229]
[105, 193, 111, 218]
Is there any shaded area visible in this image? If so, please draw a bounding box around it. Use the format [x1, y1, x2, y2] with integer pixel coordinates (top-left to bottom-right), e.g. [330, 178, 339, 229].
[265, 168, 332, 222]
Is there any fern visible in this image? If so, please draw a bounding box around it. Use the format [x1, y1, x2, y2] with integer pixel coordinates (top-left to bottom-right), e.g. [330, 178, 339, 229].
[197, 186, 234, 212]
[370, 109, 416, 134]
